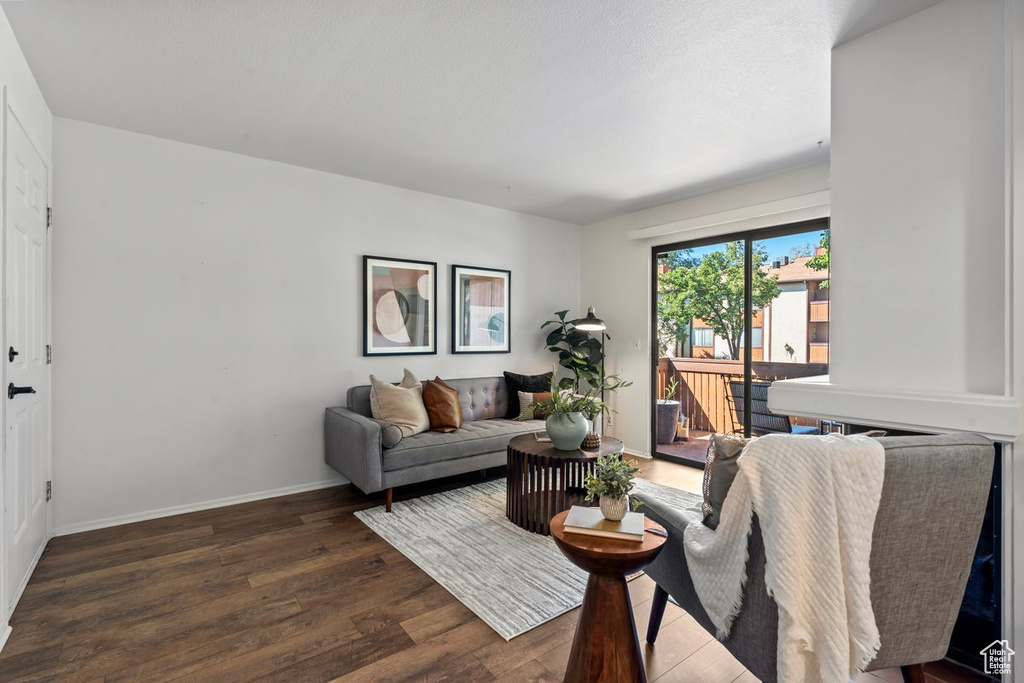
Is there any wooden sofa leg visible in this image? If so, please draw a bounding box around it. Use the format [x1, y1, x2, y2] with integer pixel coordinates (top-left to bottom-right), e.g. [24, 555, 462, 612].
[646, 584, 669, 644]
[900, 664, 926, 683]
[385, 488, 393, 512]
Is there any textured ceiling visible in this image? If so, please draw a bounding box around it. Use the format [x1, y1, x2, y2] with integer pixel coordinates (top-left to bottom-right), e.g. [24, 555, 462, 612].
[2, 0, 942, 224]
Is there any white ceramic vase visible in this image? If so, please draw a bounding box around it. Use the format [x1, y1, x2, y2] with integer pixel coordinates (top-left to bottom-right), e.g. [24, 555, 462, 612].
[600, 495, 629, 521]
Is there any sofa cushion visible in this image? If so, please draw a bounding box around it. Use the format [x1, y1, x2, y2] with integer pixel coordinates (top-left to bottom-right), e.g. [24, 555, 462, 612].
[702, 434, 749, 529]
[517, 391, 553, 420]
[383, 419, 545, 472]
[423, 377, 464, 433]
[369, 370, 429, 437]
[349, 376, 510, 422]
[502, 371, 554, 419]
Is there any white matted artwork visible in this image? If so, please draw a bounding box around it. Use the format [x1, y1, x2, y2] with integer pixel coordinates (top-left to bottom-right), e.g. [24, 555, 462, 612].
[363, 256, 437, 356]
[451, 265, 511, 354]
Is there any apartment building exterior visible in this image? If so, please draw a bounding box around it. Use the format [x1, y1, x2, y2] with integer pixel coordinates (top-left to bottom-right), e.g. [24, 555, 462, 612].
[667, 248, 830, 363]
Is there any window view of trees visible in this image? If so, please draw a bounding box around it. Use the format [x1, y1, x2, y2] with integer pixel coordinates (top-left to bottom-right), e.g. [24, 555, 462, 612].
[655, 227, 832, 457]
[657, 241, 779, 359]
[657, 229, 830, 363]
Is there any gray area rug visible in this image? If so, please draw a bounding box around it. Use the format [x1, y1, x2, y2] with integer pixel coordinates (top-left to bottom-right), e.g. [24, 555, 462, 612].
[355, 477, 701, 640]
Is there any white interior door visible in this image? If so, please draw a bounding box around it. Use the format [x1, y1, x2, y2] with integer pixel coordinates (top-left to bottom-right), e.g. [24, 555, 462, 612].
[4, 106, 50, 612]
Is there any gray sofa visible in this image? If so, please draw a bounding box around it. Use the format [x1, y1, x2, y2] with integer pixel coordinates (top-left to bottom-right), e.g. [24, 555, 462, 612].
[324, 376, 545, 510]
[636, 433, 995, 683]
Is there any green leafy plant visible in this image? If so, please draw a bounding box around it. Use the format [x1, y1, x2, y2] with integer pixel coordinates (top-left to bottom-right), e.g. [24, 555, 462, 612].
[541, 310, 604, 391]
[806, 229, 830, 288]
[529, 372, 632, 424]
[529, 373, 605, 423]
[583, 454, 642, 508]
[538, 311, 633, 424]
[662, 376, 680, 402]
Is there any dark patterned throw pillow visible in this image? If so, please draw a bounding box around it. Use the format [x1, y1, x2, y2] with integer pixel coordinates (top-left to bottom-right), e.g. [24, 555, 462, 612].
[502, 371, 553, 419]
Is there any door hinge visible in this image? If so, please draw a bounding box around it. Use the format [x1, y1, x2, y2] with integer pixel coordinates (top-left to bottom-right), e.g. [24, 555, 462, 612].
[46, 344, 51, 364]
[46, 480, 52, 502]
[47, 207, 52, 228]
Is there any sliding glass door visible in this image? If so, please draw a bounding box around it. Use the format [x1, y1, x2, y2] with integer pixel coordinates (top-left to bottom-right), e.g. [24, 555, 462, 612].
[651, 219, 830, 466]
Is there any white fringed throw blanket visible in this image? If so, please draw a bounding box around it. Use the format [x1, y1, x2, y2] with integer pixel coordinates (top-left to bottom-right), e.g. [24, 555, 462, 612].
[683, 434, 885, 683]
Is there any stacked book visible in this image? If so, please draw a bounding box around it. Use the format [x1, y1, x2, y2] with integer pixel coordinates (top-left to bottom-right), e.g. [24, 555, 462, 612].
[563, 505, 645, 542]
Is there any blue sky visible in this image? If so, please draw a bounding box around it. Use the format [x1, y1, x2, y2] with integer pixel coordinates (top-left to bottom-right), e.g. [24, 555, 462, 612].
[668, 229, 827, 262]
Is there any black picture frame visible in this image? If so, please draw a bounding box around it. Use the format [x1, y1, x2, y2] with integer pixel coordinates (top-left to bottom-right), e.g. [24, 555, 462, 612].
[451, 264, 511, 354]
[363, 255, 438, 356]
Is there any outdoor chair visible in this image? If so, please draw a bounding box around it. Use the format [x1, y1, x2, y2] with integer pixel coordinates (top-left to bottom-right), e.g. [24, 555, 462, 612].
[729, 380, 819, 435]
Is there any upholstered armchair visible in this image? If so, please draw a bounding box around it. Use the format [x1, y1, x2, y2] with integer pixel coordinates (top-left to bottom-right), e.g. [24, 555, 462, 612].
[634, 433, 994, 683]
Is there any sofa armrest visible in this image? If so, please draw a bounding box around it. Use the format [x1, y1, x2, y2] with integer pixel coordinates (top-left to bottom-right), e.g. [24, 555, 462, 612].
[324, 407, 384, 494]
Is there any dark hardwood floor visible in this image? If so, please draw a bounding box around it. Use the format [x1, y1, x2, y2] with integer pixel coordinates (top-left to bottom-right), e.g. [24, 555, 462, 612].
[0, 456, 991, 682]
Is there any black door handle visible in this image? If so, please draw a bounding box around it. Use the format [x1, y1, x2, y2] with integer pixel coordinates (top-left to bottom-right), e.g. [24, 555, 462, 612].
[8, 383, 36, 399]
[8, 347, 18, 362]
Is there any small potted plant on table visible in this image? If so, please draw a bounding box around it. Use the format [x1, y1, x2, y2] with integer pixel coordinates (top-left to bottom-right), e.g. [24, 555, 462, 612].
[583, 453, 641, 521]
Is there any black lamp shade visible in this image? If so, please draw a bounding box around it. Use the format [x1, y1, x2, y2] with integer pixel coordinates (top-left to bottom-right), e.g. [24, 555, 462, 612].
[573, 306, 606, 331]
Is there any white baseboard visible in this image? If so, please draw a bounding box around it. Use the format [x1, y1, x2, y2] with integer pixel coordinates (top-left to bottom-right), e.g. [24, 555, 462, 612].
[53, 477, 348, 537]
[624, 448, 652, 459]
[0, 624, 12, 655]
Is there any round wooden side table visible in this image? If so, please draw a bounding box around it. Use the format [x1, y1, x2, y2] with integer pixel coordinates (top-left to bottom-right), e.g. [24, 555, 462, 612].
[505, 433, 623, 535]
[550, 510, 667, 683]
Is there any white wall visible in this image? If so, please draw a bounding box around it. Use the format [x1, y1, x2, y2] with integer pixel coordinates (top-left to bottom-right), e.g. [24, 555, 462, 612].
[580, 163, 830, 454]
[830, 0, 1006, 395]
[51, 118, 580, 533]
[0, 8, 50, 161]
[773, 0, 1022, 658]
[768, 285, 809, 364]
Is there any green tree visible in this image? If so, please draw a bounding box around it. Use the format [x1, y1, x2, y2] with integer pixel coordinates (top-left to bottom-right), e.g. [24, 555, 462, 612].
[806, 229, 830, 288]
[656, 262, 691, 356]
[657, 242, 780, 360]
[661, 249, 699, 270]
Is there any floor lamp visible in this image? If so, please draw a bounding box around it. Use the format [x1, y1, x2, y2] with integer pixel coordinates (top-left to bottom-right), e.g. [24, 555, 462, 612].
[573, 306, 607, 434]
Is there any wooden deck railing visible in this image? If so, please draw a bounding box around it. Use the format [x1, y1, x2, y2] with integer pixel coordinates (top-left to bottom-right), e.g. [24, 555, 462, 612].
[657, 358, 829, 433]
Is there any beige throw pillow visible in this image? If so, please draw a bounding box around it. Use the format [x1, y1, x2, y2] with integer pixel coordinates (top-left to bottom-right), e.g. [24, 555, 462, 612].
[516, 391, 553, 421]
[369, 369, 429, 437]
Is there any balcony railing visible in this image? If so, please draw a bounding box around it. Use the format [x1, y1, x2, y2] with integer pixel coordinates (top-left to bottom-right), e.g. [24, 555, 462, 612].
[657, 357, 829, 434]
[808, 342, 829, 363]
[809, 300, 830, 322]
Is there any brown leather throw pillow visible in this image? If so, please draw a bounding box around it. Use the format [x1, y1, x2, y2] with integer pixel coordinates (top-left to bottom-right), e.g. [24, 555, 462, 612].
[423, 377, 464, 433]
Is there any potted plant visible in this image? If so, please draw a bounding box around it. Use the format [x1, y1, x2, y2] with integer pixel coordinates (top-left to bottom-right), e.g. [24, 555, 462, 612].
[540, 310, 632, 446]
[583, 453, 641, 521]
[541, 310, 604, 391]
[657, 376, 682, 445]
[531, 377, 604, 451]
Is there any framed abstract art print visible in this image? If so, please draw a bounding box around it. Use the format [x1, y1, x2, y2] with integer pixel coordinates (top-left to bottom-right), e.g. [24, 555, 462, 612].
[451, 265, 511, 354]
[363, 256, 437, 356]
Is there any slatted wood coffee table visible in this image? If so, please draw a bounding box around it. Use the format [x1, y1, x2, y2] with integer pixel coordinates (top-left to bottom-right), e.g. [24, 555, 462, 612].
[505, 433, 623, 535]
